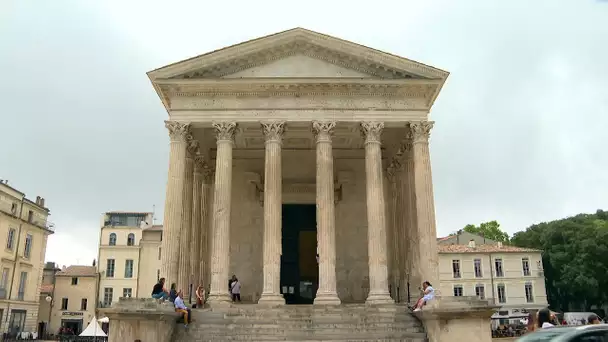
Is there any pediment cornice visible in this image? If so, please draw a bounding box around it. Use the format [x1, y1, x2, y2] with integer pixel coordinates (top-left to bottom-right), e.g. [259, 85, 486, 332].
[148, 28, 449, 81]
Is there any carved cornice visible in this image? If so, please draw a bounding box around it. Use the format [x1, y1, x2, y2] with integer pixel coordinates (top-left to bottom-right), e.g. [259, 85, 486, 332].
[164, 121, 191, 142]
[312, 121, 336, 143]
[360, 122, 384, 145]
[261, 121, 286, 144]
[410, 121, 434, 144]
[212, 122, 238, 143]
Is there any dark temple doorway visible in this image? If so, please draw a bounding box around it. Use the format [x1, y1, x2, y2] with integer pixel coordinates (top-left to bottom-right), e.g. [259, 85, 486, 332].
[281, 204, 318, 304]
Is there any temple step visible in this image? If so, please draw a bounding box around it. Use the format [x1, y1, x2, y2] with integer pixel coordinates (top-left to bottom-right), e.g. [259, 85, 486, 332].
[172, 304, 427, 341]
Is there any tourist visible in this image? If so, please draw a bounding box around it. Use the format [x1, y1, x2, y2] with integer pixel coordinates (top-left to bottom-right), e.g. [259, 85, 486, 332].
[169, 283, 178, 303]
[151, 277, 169, 300]
[230, 276, 242, 303]
[195, 284, 205, 308]
[412, 281, 434, 312]
[537, 308, 554, 329]
[525, 312, 536, 333]
[587, 314, 601, 325]
[174, 290, 191, 327]
[229, 274, 237, 291]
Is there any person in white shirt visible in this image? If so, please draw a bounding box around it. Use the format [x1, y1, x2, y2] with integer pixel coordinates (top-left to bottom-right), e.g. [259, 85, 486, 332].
[174, 290, 191, 327]
[230, 277, 242, 303]
[412, 281, 435, 312]
[537, 308, 554, 329]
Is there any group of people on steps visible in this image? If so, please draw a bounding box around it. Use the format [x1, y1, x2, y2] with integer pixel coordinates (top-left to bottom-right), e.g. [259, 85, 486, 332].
[150, 275, 243, 327]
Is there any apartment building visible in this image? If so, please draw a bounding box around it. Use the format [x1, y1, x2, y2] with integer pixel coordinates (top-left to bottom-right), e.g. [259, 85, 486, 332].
[96, 212, 161, 307]
[437, 233, 548, 321]
[0, 180, 54, 335]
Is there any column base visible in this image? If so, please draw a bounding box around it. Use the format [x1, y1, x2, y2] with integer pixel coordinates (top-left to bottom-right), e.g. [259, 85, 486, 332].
[366, 291, 394, 305]
[313, 292, 341, 306]
[206, 292, 232, 306]
[257, 293, 285, 306]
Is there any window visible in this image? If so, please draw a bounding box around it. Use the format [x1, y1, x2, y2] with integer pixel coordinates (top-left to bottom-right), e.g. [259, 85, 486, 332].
[123, 288, 132, 298]
[23, 234, 33, 258]
[473, 259, 483, 277]
[108, 233, 117, 246]
[27, 210, 33, 223]
[71, 277, 78, 285]
[106, 259, 115, 278]
[157, 269, 160, 281]
[522, 257, 531, 276]
[158, 247, 161, 260]
[525, 283, 534, 303]
[80, 298, 87, 310]
[124, 260, 134, 278]
[9, 309, 26, 334]
[107, 213, 147, 227]
[495, 258, 504, 277]
[0, 268, 9, 290]
[571, 331, 608, 341]
[6, 228, 15, 250]
[11, 203, 17, 214]
[475, 284, 485, 299]
[61, 298, 68, 310]
[103, 288, 113, 306]
[452, 260, 461, 278]
[497, 284, 506, 303]
[127, 233, 135, 246]
[453, 285, 463, 296]
[17, 272, 27, 300]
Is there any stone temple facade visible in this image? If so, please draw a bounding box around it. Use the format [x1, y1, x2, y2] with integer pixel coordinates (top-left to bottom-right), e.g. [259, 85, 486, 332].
[148, 28, 449, 307]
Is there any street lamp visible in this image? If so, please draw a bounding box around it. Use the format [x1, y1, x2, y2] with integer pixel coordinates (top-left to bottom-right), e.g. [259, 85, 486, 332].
[45, 296, 52, 303]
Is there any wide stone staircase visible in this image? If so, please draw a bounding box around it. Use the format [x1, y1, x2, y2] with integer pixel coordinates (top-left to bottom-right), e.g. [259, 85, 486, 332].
[172, 304, 427, 341]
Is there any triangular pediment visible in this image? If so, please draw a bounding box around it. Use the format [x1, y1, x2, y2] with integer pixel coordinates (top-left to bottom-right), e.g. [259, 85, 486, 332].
[148, 28, 449, 81]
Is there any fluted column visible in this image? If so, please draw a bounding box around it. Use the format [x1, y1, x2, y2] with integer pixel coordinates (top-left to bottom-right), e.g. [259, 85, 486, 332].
[178, 139, 197, 295]
[160, 121, 191, 287]
[400, 135, 418, 303]
[386, 164, 399, 301]
[392, 158, 407, 302]
[191, 155, 204, 288]
[258, 121, 286, 305]
[361, 121, 393, 304]
[312, 121, 341, 305]
[409, 121, 439, 287]
[200, 167, 212, 290]
[207, 122, 237, 305]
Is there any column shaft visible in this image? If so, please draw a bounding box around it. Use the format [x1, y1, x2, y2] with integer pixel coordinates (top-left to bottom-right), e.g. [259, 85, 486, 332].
[191, 156, 204, 288]
[199, 169, 212, 290]
[312, 121, 341, 305]
[207, 122, 237, 305]
[387, 164, 399, 301]
[258, 122, 286, 305]
[410, 121, 440, 287]
[178, 140, 196, 294]
[361, 122, 393, 305]
[160, 121, 191, 287]
[393, 159, 406, 302]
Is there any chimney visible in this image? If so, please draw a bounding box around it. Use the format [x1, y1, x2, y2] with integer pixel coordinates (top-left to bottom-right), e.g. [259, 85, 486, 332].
[40, 198, 45, 207]
[497, 241, 503, 248]
[36, 196, 41, 205]
[468, 239, 476, 248]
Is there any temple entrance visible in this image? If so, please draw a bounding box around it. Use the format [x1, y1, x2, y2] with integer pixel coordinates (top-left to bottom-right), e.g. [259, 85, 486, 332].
[281, 204, 318, 304]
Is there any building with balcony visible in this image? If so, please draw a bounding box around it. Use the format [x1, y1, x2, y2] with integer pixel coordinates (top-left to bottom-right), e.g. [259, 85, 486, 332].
[437, 233, 548, 323]
[0, 180, 54, 335]
[96, 212, 161, 307]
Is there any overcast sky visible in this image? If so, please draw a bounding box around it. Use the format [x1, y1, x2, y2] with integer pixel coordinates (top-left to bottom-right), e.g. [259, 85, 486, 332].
[1, 0, 606, 267]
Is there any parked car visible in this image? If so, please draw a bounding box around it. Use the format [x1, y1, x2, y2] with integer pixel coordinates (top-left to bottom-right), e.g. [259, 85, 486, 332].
[517, 324, 608, 341]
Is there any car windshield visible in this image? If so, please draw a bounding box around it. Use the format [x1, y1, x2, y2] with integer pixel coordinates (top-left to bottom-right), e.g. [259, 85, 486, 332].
[516, 327, 577, 341]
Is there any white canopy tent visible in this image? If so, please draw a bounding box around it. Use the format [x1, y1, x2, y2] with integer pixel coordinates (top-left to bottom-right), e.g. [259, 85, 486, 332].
[79, 316, 107, 337]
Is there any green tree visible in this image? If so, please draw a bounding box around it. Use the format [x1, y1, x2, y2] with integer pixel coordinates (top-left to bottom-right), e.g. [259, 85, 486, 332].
[511, 209, 608, 312]
[463, 220, 509, 242]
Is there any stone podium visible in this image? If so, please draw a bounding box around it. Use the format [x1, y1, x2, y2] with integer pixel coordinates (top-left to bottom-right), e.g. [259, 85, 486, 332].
[100, 298, 179, 342]
[415, 296, 499, 342]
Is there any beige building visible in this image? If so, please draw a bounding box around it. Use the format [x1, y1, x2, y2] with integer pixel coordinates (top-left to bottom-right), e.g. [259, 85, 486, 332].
[37, 262, 60, 336]
[437, 234, 548, 321]
[0, 180, 53, 335]
[147, 27, 448, 305]
[96, 211, 160, 306]
[44, 266, 99, 335]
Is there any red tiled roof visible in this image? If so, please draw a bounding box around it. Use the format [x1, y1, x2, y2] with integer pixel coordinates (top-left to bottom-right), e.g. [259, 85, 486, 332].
[56, 266, 97, 277]
[438, 244, 541, 253]
[40, 284, 54, 294]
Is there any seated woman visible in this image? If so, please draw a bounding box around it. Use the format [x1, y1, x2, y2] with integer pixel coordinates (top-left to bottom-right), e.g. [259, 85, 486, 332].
[412, 281, 435, 312]
[169, 283, 178, 303]
[195, 284, 205, 308]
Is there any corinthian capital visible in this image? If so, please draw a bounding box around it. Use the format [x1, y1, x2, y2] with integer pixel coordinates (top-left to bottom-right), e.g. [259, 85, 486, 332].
[312, 121, 336, 143]
[261, 121, 285, 143]
[360, 121, 384, 144]
[409, 121, 434, 144]
[186, 137, 199, 156]
[165, 121, 191, 142]
[212, 122, 237, 143]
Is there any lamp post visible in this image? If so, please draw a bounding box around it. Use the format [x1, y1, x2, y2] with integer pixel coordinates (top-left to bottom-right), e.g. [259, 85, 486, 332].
[45, 296, 53, 338]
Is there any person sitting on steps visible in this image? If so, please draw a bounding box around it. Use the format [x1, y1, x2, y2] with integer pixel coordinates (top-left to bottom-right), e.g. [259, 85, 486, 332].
[174, 290, 191, 328]
[151, 277, 169, 300]
[412, 281, 435, 312]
